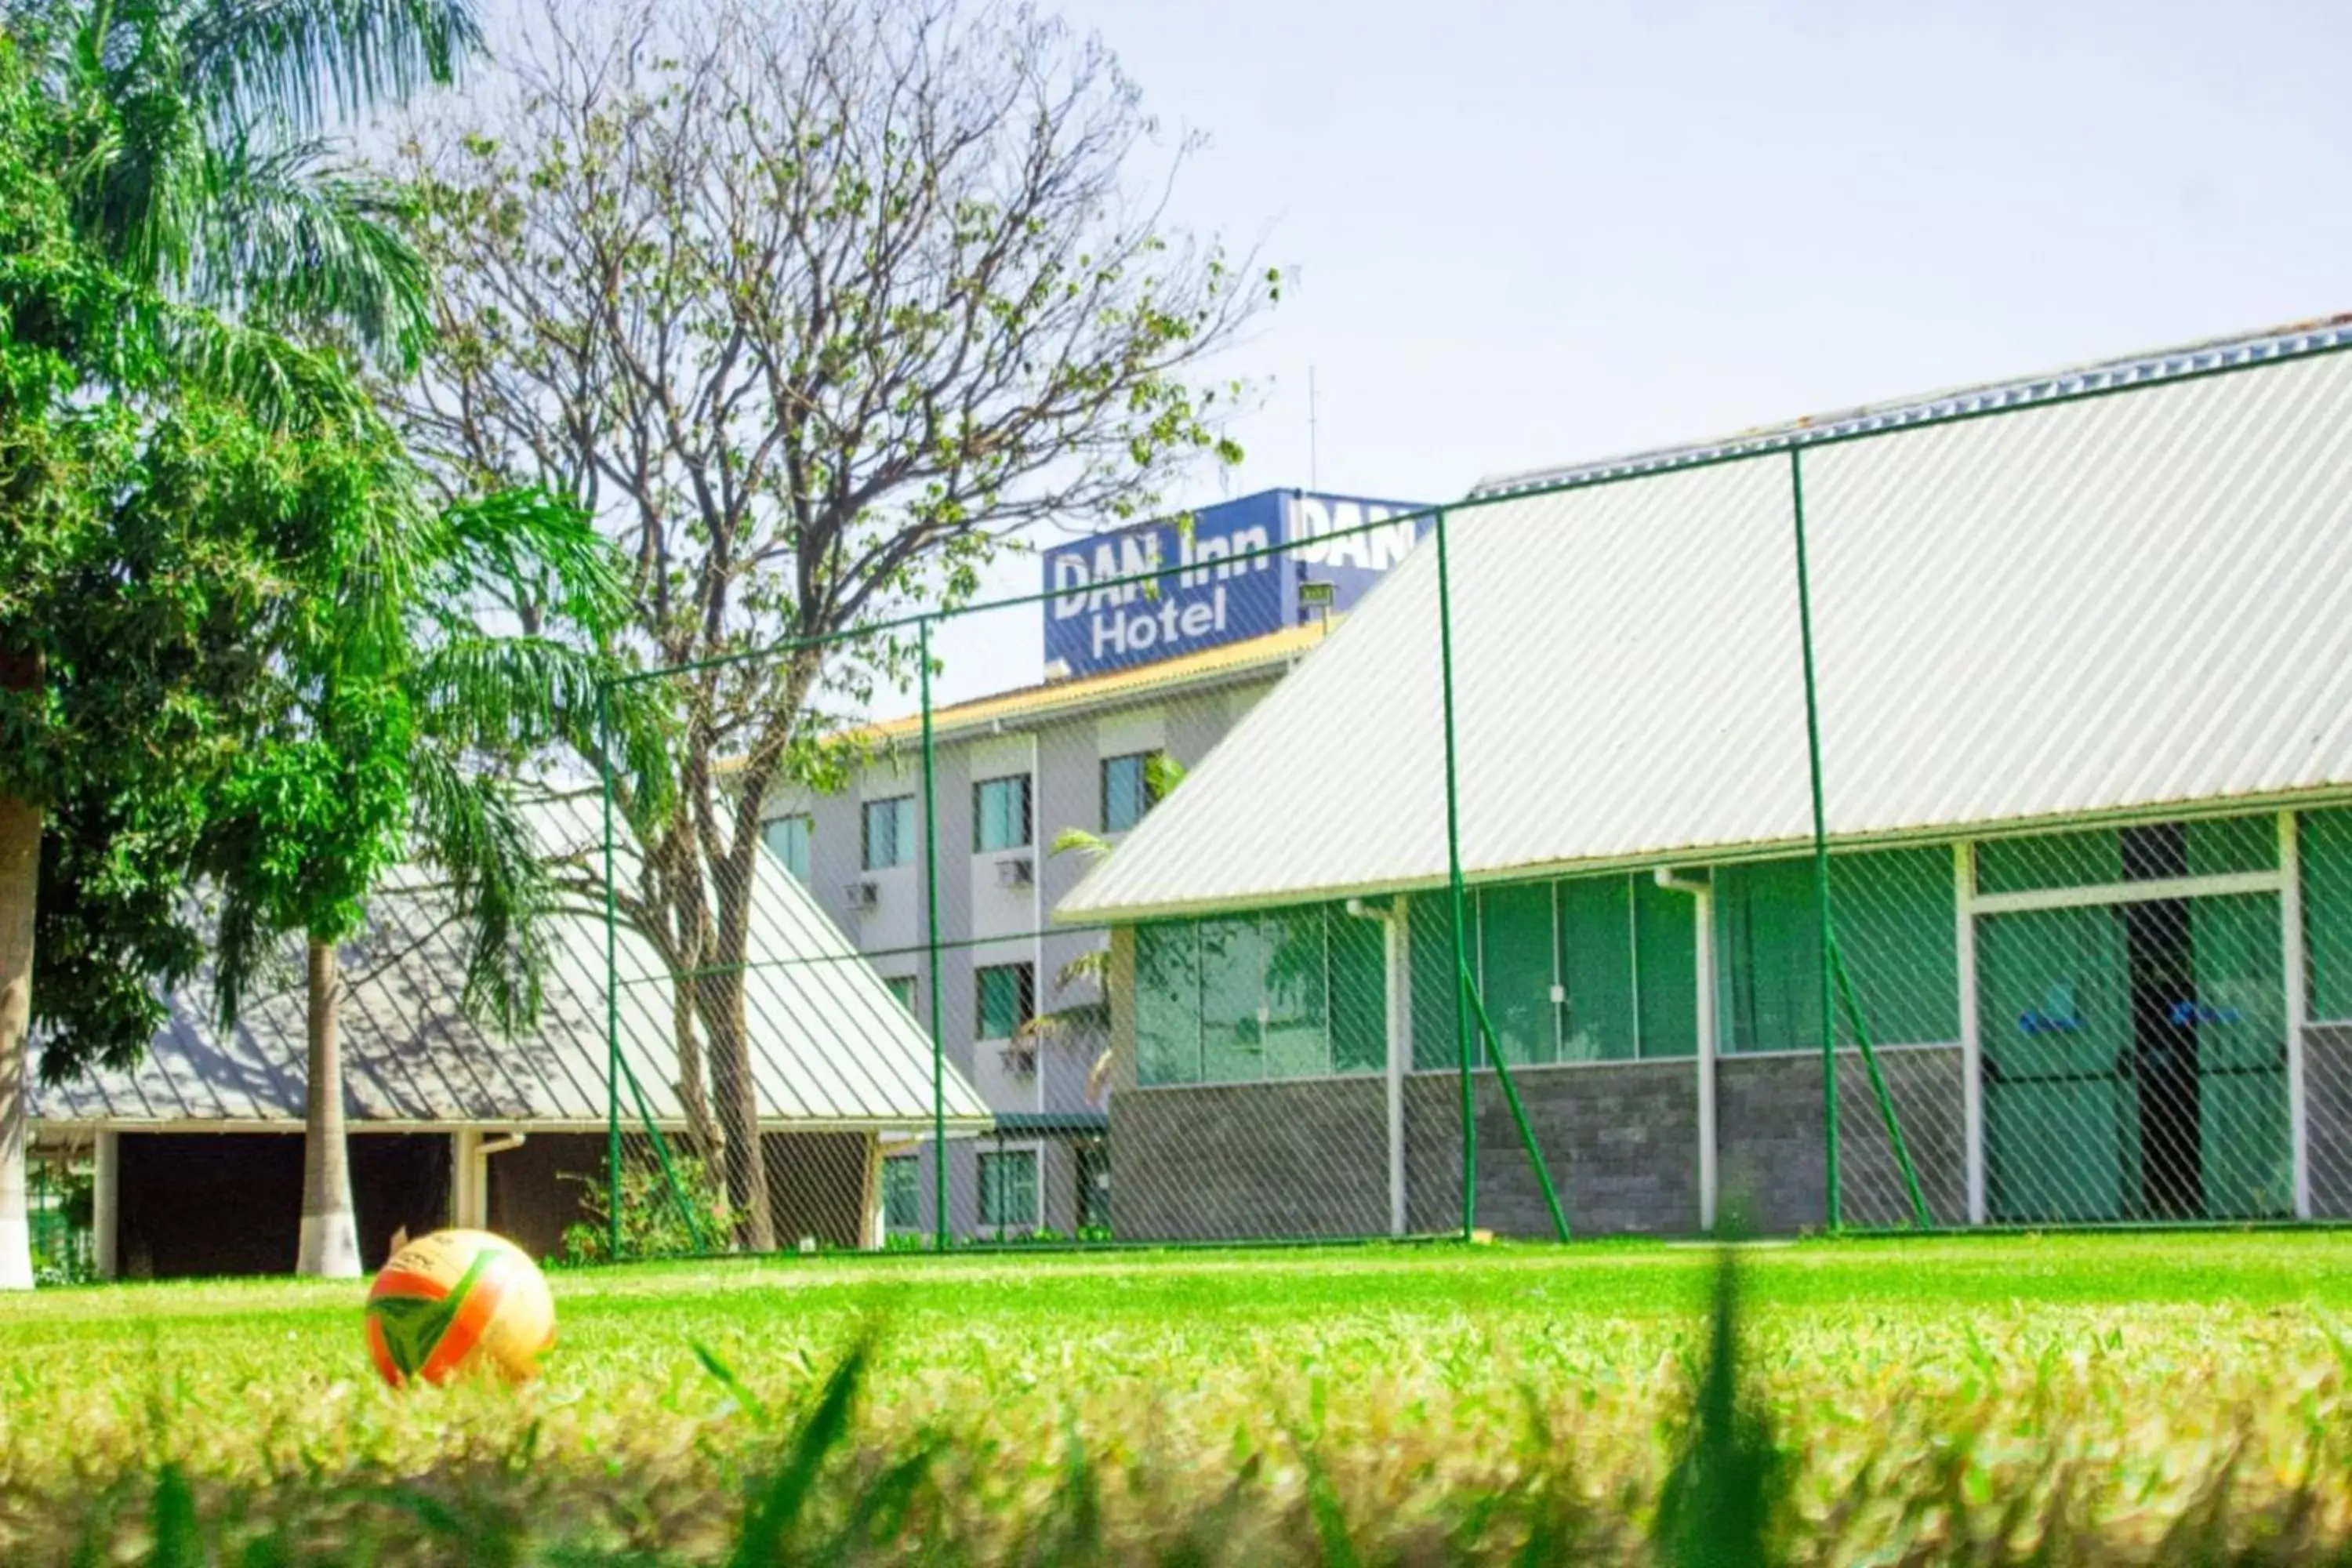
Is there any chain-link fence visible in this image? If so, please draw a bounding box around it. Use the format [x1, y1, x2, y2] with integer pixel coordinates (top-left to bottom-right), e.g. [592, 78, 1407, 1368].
[585, 324, 2352, 1256]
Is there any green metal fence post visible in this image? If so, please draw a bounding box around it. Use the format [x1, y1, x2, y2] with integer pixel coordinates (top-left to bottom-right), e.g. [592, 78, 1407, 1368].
[1789, 447, 1841, 1230]
[1829, 939, 1931, 1228]
[1461, 975, 1572, 1241]
[598, 679, 623, 1261]
[1434, 510, 1477, 1240]
[920, 616, 949, 1253]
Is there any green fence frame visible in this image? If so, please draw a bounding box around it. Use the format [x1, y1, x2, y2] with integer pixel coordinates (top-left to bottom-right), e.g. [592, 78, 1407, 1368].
[584, 326, 2352, 1259]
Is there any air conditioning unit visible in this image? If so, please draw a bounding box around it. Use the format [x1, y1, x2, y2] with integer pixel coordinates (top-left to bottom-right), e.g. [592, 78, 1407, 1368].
[842, 880, 879, 912]
[996, 855, 1034, 887]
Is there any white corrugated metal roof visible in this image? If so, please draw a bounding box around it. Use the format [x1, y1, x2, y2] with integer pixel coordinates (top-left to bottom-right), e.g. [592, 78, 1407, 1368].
[33, 794, 990, 1130]
[1472, 315, 2352, 499]
[1058, 333, 2352, 923]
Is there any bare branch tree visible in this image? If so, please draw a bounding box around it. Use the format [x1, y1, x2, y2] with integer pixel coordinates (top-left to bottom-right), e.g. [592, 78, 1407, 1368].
[391, 0, 1272, 1247]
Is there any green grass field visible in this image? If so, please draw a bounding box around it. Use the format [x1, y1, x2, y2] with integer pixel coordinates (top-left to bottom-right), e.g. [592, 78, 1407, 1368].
[3, 1232, 2350, 1564]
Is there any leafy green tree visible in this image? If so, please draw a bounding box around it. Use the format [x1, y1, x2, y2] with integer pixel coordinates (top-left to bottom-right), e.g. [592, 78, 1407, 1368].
[0, 35, 433, 1287]
[9, 0, 483, 365]
[396, 0, 1271, 1247]
[202, 486, 662, 1276]
[0, 0, 481, 1287]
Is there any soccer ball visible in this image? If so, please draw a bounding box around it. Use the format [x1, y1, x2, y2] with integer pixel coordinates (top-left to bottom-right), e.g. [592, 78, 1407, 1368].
[365, 1229, 556, 1387]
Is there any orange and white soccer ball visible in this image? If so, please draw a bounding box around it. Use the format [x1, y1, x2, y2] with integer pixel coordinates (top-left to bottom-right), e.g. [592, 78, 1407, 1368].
[365, 1229, 556, 1387]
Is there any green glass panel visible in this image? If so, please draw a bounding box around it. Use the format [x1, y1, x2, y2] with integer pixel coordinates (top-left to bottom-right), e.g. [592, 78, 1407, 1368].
[1409, 894, 1465, 1071]
[1976, 829, 2122, 895]
[1558, 874, 1635, 1062]
[1634, 877, 1697, 1058]
[974, 776, 1029, 852]
[1135, 923, 1200, 1086]
[1200, 916, 1267, 1082]
[1716, 858, 1824, 1054]
[1978, 905, 2133, 1221]
[1102, 754, 1152, 833]
[1830, 846, 1958, 1047]
[1329, 902, 1386, 1075]
[975, 964, 1031, 1040]
[2304, 809, 2352, 1020]
[1979, 816, 2276, 896]
[763, 815, 812, 882]
[1478, 883, 1555, 1065]
[883, 1158, 918, 1228]
[2187, 815, 2277, 877]
[862, 797, 912, 869]
[2191, 893, 2289, 1218]
[1261, 908, 1330, 1079]
[978, 1152, 1038, 1227]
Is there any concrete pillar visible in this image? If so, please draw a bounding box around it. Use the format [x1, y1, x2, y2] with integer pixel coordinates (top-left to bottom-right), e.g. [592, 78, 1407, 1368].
[451, 1130, 482, 1229]
[860, 1132, 886, 1250]
[93, 1130, 119, 1279]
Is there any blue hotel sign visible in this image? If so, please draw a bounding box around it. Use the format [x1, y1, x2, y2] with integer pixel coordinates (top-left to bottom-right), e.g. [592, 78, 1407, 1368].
[1044, 490, 1428, 678]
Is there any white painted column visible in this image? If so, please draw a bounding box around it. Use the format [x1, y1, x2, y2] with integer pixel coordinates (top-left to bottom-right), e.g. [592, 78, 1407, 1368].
[1385, 896, 1411, 1236]
[2283, 811, 2311, 1220]
[862, 1133, 887, 1250]
[450, 1130, 477, 1230]
[93, 1130, 119, 1279]
[1956, 843, 1985, 1225]
[1694, 887, 1718, 1233]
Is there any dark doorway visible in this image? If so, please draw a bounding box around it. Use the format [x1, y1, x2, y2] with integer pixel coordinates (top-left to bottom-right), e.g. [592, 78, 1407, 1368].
[118, 1132, 451, 1279]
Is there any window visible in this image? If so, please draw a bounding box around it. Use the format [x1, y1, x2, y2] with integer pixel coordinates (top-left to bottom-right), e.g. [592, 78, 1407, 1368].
[882, 975, 918, 1016]
[882, 1156, 918, 1230]
[1715, 846, 1957, 1054]
[1102, 752, 1163, 833]
[1137, 921, 1203, 1085]
[1409, 874, 1700, 1069]
[1135, 904, 1384, 1086]
[761, 814, 812, 883]
[2308, 809, 2352, 1020]
[975, 963, 1035, 1040]
[862, 796, 913, 869]
[978, 1149, 1038, 1229]
[973, 775, 1032, 853]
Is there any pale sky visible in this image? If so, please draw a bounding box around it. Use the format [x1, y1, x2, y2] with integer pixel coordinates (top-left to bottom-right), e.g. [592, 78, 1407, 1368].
[459, 2, 2352, 704]
[928, 0, 2352, 699]
[1057, 0, 2350, 500]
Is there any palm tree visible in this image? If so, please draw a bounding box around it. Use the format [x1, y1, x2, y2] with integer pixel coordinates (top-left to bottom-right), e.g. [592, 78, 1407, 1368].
[11, 0, 480, 365]
[209, 485, 663, 1276]
[0, 0, 480, 1287]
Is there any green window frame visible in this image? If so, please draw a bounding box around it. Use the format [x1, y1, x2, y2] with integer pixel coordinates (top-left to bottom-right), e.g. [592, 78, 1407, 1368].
[978, 1149, 1039, 1229]
[973, 775, 1031, 853]
[975, 963, 1034, 1041]
[882, 1156, 918, 1230]
[761, 813, 812, 882]
[1102, 752, 1161, 833]
[882, 974, 917, 1016]
[862, 796, 913, 869]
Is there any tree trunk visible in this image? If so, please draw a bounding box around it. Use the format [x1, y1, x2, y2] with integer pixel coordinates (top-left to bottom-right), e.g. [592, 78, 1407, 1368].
[296, 937, 361, 1277]
[699, 964, 771, 1250]
[0, 792, 38, 1290]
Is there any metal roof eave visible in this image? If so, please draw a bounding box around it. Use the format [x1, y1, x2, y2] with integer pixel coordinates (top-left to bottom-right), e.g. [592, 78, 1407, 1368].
[1057, 785, 2352, 928]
